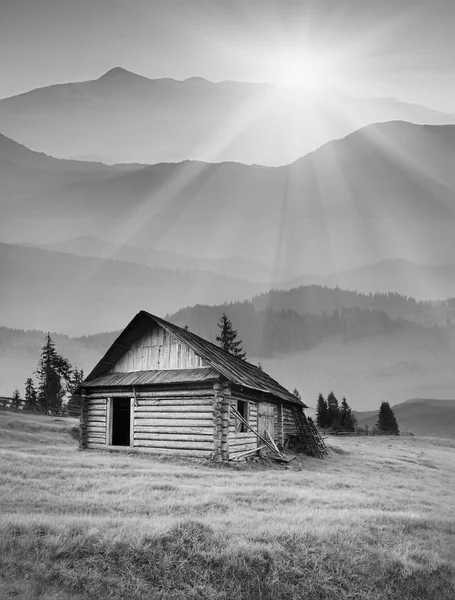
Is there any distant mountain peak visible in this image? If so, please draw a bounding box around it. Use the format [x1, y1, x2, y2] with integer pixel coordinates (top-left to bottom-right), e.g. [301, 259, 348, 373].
[98, 67, 139, 80]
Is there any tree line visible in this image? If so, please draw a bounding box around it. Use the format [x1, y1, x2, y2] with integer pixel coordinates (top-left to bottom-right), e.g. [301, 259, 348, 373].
[10, 333, 83, 416]
[170, 301, 438, 358]
[316, 392, 400, 435]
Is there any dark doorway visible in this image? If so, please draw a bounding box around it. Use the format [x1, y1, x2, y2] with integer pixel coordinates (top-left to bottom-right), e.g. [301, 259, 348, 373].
[112, 398, 131, 446]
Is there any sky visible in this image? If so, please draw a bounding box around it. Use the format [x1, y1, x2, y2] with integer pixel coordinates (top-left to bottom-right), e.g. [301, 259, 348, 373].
[1, 0, 455, 111]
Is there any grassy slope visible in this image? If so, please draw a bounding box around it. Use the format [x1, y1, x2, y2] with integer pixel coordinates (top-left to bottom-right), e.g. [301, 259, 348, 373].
[1, 412, 455, 599]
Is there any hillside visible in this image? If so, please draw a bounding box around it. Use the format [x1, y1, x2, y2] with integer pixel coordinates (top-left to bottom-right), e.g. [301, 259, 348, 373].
[0, 67, 453, 166]
[287, 259, 455, 302]
[251, 285, 429, 321]
[3, 122, 455, 280]
[32, 236, 273, 283]
[354, 398, 455, 439]
[1, 411, 454, 599]
[0, 243, 265, 334]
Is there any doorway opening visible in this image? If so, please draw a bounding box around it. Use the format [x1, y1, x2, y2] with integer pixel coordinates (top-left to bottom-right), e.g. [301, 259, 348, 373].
[112, 398, 131, 446]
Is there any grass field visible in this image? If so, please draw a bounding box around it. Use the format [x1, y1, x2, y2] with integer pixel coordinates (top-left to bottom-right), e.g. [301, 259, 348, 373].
[1, 411, 455, 599]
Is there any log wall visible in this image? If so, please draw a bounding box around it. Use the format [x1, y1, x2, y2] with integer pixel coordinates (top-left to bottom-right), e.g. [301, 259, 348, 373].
[86, 397, 108, 448]
[111, 325, 208, 372]
[283, 405, 297, 439]
[133, 391, 214, 458]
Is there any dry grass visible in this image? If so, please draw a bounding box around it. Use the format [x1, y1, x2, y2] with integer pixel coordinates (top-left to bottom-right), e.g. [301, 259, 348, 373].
[1, 411, 455, 599]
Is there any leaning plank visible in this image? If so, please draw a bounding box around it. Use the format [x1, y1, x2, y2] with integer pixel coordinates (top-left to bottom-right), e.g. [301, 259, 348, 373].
[265, 430, 281, 454]
[231, 407, 286, 460]
[230, 445, 267, 461]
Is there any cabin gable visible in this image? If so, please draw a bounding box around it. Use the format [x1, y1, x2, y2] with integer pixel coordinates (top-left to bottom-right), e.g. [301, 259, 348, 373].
[109, 323, 209, 373]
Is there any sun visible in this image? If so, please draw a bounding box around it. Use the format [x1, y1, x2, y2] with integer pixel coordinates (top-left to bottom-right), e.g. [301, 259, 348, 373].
[268, 53, 332, 90]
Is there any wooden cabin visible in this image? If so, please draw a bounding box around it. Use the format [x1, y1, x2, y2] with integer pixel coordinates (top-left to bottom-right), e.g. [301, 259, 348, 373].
[78, 311, 307, 461]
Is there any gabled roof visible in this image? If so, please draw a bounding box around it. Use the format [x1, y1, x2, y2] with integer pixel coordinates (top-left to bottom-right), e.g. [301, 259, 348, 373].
[84, 311, 306, 407]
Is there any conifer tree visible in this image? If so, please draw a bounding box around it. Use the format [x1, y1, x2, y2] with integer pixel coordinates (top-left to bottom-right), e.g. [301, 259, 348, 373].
[216, 313, 246, 360]
[35, 333, 72, 415]
[11, 389, 22, 410]
[327, 391, 342, 430]
[376, 401, 400, 435]
[316, 393, 330, 429]
[340, 396, 357, 432]
[24, 377, 38, 412]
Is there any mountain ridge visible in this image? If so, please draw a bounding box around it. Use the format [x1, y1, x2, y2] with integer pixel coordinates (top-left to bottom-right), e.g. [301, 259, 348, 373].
[1, 68, 453, 166]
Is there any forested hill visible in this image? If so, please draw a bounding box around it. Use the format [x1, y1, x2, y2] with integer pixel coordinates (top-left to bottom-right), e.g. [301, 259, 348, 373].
[250, 286, 428, 321]
[168, 302, 447, 357]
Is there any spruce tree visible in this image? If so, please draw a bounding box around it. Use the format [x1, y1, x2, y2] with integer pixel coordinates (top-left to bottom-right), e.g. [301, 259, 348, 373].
[327, 391, 342, 430]
[340, 396, 357, 432]
[376, 401, 400, 435]
[24, 378, 38, 412]
[316, 393, 330, 429]
[35, 333, 72, 415]
[216, 313, 247, 360]
[11, 389, 22, 410]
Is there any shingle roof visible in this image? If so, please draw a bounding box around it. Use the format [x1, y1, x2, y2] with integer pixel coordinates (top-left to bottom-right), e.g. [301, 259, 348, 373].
[84, 368, 219, 388]
[84, 310, 306, 407]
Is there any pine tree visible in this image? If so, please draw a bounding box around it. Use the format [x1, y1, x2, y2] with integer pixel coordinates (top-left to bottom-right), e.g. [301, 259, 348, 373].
[376, 401, 400, 435]
[340, 396, 356, 432]
[24, 377, 38, 412]
[316, 393, 330, 429]
[216, 313, 246, 360]
[11, 389, 22, 410]
[327, 391, 341, 430]
[35, 333, 72, 416]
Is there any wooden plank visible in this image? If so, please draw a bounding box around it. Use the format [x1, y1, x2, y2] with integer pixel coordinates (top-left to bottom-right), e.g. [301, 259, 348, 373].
[136, 419, 213, 428]
[134, 405, 213, 414]
[229, 437, 256, 446]
[87, 399, 107, 406]
[229, 444, 256, 454]
[137, 398, 214, 407]
[133, 440, 214, 450]
[136, 390, 214, 399]
[87, 417, 106, 423]
[134, 433, 214, 442]
[230, 445, 267, 460]
[130, 397, 135, 449]
[87, 442, 107, 449]
[106, 398, 113, 445]
[231, 406, 286, 460]
[133, 426, 213, 435]
[135, 413, 213, 421]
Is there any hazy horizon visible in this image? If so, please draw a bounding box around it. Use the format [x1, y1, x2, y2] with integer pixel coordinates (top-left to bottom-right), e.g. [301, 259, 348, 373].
[1, 0, 455, 111]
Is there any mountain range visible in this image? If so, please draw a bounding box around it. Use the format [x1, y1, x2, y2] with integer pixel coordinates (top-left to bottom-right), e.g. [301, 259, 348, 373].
[2, 120, 455, 279]
[354, 398, 455, 439]
[0, 242, 268, 335]
[0, 67, 453, 166]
